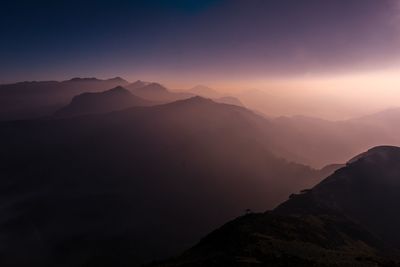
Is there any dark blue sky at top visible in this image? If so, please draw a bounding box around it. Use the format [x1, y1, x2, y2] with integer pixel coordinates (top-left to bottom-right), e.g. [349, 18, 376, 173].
[1, 0, 400, 83]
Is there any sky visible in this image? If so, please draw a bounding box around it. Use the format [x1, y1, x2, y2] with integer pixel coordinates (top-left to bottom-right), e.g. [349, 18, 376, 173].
[2, 0, 400, 93]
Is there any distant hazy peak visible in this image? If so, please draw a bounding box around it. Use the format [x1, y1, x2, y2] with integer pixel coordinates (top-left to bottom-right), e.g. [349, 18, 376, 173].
[106, 77, 129, 83]
[54, 85, 152, 117]
[128, 80, 150, 87]
[140, 82, 168, 91]
[68, 86, 132, 102]
[135, 80, 150, 84]
[148, 82, 166, 88]
[191, 85, 213, 91]
[67, 77, 101, 82]
[66, 77, 128, 83]
[215, 96, 244, 107]
[173, 95, 214, 105]
[106, 86, 131, 94]
[189, 85, 221, 98]
[126, 81, 169, 92]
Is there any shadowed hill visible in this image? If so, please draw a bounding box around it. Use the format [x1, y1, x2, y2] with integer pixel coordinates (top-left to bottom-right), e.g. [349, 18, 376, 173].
[54, 86, 154, 117]
[187, 85, 222, 99]
[276, 146, 400, 248]
[0, 77, 129, 120]
[153, 146, 400, 266]
[3, 78, 400, 170]
[215, 96, 244, 107]
[179, 86, 244, 107]
[152, 213, 396, 267]
[126, 82, 194, 102]
[0, 97, 326, 266]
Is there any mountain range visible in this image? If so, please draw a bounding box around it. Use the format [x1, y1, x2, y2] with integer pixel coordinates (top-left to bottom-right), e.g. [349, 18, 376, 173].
[0, 96, 333, 266]
[3, 77, 400, 169]
[2, 77, 400, 266]
[54, 86, 154, 117]
[0, 77, 129, 120]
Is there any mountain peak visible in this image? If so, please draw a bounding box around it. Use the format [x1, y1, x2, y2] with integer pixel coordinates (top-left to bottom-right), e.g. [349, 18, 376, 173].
[275, 144, 400, 250]
[143, 82, 168, 91]
[107, 86, 131, 94]
[347, 145, 400, 165]
[176, 96, 214, 105]
[106, 77, 129, 83]
[68, 77, 101, 82]
[66, 77, 128, 84]
[54, 86, 151, 117]
[191, 85, 213, 91]
[189, 85, 220, 98]
[127, 80, 150, 89]
[157, 96, 218, 110]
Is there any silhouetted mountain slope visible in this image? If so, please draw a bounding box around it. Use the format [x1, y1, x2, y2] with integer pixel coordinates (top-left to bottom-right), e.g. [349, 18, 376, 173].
[319, 163, 346, 176]
[0, 77, 129, 120]
[54, 86, 153, 117]
[125, 80, 151, 90]
[179, 85, 243, 107]
[215, 96, 244, 107]
[188, 85, 222, 99]
[154, 146, 400, 266]
[4, 77, 400, 169]
[153, 213, 396, 267]
[127, 82, 194, 102]
[276, 146, 400, 248]
[0, 97, 324, 266]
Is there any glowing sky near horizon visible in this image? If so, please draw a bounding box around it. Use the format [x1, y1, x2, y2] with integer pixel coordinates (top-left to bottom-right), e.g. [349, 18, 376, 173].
[2, 0, 400, 94]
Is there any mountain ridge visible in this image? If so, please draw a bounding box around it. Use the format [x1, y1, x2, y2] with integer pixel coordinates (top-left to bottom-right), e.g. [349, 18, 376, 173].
[153, 146, 400, 266]
[54, 86, 154, 117]
[0, 96, 329, 266]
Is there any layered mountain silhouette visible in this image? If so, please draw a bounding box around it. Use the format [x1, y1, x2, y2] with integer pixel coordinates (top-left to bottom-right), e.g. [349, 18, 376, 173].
[154, 146, 400, 266]
[234, 88, 368, 120]
[3, 76, 400, 266]
[0, 97, 332, 266]
[3, 77, 400, 169]
[55, 86, 154, 117]
[270, 111, 400, 168]
[187, 85, 222, 99]
[126, 81, 194, 102]
[0, 77, 129, 120]
[125, 80, 151, 90]
[215, 96, 244, 107]
[276, 146, 400, 248]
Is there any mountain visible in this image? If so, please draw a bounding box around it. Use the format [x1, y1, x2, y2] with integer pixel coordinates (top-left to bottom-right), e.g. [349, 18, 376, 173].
[215, 96, 244, 107]
[0, 97, 327, 266]
[126, 82, 194, 102]
[0, 77, 129, 120]
[154, 146, 400, 266]
[276, 146, 400, 248]
[181, 86, 243, 107]
[125, 80, 151, 90]
[235, 88, 369, 120]
[351, 108, 400, 131]
[268, 110, 400, 168]
[153, 213, 395, 267]
[188, 85, 222, 99]
[54, 86, 153, 117]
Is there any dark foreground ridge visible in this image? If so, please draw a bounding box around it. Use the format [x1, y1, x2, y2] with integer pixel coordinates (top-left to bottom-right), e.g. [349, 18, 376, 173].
[152, 146, 400, 266]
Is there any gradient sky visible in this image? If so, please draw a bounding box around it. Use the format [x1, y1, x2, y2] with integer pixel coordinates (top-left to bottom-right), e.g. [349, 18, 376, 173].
[2, 0, 400, 89]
